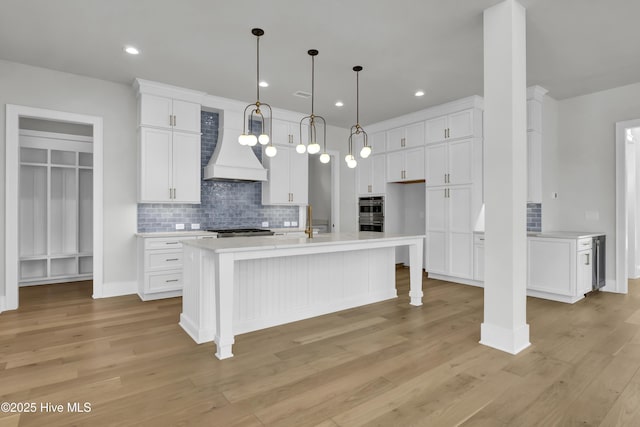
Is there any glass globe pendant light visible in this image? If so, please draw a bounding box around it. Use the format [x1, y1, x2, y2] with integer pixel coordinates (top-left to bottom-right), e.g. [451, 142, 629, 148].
[238, 28, 277, 157]
[346, 65, 370, 168]
[299, 49, 329, 162]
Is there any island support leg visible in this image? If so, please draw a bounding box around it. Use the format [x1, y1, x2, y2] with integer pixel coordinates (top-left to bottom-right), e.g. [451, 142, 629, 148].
[408, 239, 424, 306]
[214, 253, 235, 359]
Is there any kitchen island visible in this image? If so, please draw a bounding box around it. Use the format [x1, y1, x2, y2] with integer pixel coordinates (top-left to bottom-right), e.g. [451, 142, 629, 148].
[179, 232, 424, 359]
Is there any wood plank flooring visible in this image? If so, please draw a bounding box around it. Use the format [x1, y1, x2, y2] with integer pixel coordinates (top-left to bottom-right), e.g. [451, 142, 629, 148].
[2, 273, 640, 426]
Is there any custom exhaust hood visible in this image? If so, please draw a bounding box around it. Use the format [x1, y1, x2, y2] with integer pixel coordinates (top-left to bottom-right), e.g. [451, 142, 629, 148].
[203, 108, 267, 182]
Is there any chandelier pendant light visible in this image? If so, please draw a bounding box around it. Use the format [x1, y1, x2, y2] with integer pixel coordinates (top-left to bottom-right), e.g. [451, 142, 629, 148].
[238, 28, 277, 158]
[299, 49, 329, 163]
[346, 65, 370, 169]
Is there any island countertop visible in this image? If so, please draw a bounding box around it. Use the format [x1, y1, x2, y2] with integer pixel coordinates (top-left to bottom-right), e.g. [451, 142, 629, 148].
[182, 231, 426, 253]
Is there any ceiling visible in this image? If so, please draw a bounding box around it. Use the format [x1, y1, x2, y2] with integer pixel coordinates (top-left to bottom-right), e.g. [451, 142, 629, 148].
[1, 0, 639, 128]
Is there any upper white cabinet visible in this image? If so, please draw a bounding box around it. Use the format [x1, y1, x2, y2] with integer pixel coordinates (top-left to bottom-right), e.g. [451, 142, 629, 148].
[368, 132, 386, 154]
[135, 81, 204, 204]
[425, 139, 475, 187]
[526, 86, 548, 203]
[357, 154, 386, 195]
[387, 147, 424, 183]
[139, 94, 201, 134]
[425, 109, 480, 144]
[262, 143, 308, 205]
[386, 122, 424, 151]
[271, 119, 303, 146]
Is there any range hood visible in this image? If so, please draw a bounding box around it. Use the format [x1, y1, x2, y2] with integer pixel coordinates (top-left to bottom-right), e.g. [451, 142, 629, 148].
[203, 108, 267, 182]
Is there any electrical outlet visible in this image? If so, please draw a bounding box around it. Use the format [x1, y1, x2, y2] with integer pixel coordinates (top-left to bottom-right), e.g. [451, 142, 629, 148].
[261, 221, 269, 228]
[175, 223, 185, 230]
[291, 221, 298, 227]
[191, 223, 200, 230]
[284, 221, 291, 227]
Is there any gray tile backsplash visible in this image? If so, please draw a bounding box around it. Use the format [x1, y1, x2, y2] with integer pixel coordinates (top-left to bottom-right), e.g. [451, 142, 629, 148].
[137, 112, 299, 232]
[527, 203, 542, 232]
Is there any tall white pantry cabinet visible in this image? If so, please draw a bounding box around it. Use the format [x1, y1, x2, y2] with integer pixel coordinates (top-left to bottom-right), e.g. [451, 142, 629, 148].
[18, 130, 94, 285]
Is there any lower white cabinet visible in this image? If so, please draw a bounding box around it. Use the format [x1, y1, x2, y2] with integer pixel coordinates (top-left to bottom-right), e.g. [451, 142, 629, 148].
[425, 185, 473, 279]
[137, 234, 216, 300]
[527, 236, 593, 303]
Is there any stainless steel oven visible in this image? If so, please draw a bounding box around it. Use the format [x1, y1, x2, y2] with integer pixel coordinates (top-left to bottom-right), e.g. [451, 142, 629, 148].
[359, 196, 384, 232]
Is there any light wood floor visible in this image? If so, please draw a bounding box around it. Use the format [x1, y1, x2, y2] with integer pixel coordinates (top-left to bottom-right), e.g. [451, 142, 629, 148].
[2, 273, 640, 426]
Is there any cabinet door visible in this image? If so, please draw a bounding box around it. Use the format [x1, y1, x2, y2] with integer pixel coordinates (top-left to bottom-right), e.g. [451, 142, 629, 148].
[371, 155, 386, 194]
[386, 151, 404, 182]
[426, 115, 448, 143]
[405, 122, 425, 148]
[172, 132, 201, 203]
[426, 187, 447, 274]
[289, 150, 308, 204]
[527, 238, 574, 295]
[527, 132, 542, 203]
[386, 127, 405, 151]
[369, 132, 386, 154]
[448, 139, 473, 185]
[139, 127, 172, 202]
[271, 119, 292, 146]
[172, 100, 201, 133]
[577, 249, 593, 295]
[425, 143, 447, 187]
[448, 186, 473, 278]
[404, 147, 425, 181]
[140, 94, 173, 129]
[448, 110, 474, 140]
[263, 145, 291, 204]
[357, 156, 372, 195]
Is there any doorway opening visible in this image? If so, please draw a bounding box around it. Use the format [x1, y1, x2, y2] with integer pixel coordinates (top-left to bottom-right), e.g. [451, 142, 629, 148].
[306, 149, 340, 233]
[4, 105, 103, 313]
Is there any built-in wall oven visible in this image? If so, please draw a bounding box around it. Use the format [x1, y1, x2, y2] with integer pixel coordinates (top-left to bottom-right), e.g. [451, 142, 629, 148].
[359, 196, 384, 232]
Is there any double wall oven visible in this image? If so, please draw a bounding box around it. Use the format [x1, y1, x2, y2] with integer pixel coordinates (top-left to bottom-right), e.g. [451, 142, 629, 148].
[359, 196, 384, 232]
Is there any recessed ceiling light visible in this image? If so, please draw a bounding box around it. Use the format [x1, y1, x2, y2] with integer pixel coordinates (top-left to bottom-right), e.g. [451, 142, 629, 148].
[415, 90, 425, 97]
[124, 46, 140, 55]
[335, 101, 344, 107]
[259, 81, 269, 88]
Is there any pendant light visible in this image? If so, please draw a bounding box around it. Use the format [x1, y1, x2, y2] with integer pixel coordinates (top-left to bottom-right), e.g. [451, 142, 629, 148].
[299, 49, 329, 163]
[238, 28, 277, 158]
[346, 65, 370, 169]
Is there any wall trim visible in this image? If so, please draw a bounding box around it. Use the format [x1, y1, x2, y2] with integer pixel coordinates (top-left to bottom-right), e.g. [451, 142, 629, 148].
[0, 296, 5, 314]
[615, 119, 640, 295]
[480, 322, 531, 355]
[5, 104, 104, 308]
[100, 281, 137, 298]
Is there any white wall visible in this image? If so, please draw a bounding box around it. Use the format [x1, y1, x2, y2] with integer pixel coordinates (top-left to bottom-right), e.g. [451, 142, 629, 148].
[0, 59, 138, 298]
[546, 81, 640, 288]
[540, 95, 560, 231]
[308, 156, 331, 227]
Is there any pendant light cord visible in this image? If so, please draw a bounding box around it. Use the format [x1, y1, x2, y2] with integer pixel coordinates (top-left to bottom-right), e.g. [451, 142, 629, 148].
[311, 55, 315, 116]
[356, 70, 359, 126]
[256, 35, 260, 102]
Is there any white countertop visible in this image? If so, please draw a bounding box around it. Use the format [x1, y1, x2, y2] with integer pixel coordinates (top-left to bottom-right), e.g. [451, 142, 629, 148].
[136, 231, 216, 238]
[473, 230, 605, 239]
[183, 232, 425, 253]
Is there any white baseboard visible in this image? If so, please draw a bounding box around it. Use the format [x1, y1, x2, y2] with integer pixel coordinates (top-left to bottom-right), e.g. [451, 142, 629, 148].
[601, 279, 621, 294]
[94, 280, 137, 299]
[428, 273, 483, 288]
[480, 322, 530, 355]
[0, 296, 5, 314]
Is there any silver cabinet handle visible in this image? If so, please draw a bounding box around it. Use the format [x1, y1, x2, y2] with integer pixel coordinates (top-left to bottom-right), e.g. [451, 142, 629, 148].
[165, 242, 179, 245]
[166, 258, 179, 261]
[166, 279, 179, 283]
[586, 253, 590, 265]
[479, 237, 485, 241]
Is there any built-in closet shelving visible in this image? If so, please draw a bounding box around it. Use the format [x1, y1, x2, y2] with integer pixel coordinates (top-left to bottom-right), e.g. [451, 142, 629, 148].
[19, 130, 93, 285]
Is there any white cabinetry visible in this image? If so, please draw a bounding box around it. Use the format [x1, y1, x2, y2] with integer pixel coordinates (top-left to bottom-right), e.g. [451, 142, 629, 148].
[137, 234, 217, 301]
[271, 119, 305, 146]
[425, 139, 475, 186]
[137, 92, 202, 204]
[387, 147, 424, 182]
[262, 143, 308, 205]
[526, 86, 548, 203]
[425, 109, 479, 143]
[369, 132, 386, 154]
[425, 185, 473, 279]
[386, 122, 424, 151]
[357, 155, 386, 195]
[527, 236, 594, 303]
[473, 233, 485, 282]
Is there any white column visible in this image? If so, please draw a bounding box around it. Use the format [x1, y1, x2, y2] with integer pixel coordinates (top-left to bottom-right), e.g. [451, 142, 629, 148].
[480, 0, 530, 354]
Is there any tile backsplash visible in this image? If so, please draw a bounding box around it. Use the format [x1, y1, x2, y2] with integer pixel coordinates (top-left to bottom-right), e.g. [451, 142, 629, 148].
[137, 111, 299, 232]
[527, 203, 542, 232]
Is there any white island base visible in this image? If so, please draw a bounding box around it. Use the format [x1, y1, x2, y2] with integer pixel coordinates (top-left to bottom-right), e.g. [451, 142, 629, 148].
[179, 232, 424, 359]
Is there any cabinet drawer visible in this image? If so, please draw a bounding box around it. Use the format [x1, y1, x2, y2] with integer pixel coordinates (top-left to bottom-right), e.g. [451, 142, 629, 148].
[145, 238, 185, 250]
[147, 271, 182, 293]
[147, 250, 183, 269]
[578, 238, 592, 250]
